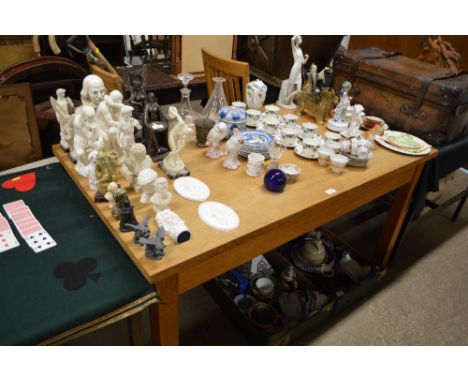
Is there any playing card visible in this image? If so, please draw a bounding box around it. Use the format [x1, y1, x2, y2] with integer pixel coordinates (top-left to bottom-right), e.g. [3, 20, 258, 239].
[0, 228, 20, 253]
[10, 207, 34, 223]
[17, 222, 43, 238]
[3, 200, 26, 218]
[24, 230, 56, 253]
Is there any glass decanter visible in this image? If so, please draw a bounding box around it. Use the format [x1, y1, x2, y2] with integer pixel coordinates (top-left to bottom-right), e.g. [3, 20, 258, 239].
[203, 77, 227, 121]
[177, 72, 195, 129]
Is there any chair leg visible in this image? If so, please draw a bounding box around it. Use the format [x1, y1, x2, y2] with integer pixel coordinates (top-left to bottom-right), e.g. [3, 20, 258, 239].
[127, 312, 144, 346]
[451, 193, 467, 222]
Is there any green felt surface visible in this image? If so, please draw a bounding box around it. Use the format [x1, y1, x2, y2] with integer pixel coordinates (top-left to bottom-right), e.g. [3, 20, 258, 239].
[0, 163, 156, 345]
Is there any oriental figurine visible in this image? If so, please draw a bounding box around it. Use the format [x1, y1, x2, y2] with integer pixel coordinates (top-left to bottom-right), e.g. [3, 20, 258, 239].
[94, 150, 118, 202]
[327, 81, 352, 132]
[277, 35, 309, 109]
[159, 106, 192, 179]
[50, 88, 74, 150]
[143, 92, 169, 161]
[120, 143, 152, 191]
[104, 182, 127, 219]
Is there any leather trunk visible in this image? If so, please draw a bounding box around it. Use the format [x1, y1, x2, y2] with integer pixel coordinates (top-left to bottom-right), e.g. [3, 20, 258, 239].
[333, 47, 468, 145]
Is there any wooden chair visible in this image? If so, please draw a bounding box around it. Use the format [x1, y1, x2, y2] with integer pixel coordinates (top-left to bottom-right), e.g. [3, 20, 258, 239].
[201, 48, 249, 104]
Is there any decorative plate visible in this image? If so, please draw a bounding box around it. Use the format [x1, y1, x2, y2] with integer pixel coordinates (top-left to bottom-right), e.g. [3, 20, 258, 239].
[198, 201, 240, 232]
[375, 134, 431, 156]
[384, 130, 428, 151]
[173, 176, 210, 202]
[241, 130, 274, 148]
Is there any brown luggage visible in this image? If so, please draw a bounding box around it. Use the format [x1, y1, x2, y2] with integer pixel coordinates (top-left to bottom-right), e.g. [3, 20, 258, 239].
[333, 47, 468, 145]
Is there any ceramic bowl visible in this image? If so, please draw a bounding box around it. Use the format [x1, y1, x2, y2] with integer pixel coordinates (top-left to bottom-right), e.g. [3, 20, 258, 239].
[279, 163, 302, 183]
[219, 106, 246, 132]
[248, 302, 278, 329]
[233, 294, 257, 312]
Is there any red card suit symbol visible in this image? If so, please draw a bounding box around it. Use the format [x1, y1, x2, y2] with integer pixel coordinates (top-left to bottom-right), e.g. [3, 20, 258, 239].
[1, 172, 36, 192]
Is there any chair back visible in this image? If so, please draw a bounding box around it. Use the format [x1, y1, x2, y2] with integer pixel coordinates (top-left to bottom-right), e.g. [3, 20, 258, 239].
[201, 48, 249, 104]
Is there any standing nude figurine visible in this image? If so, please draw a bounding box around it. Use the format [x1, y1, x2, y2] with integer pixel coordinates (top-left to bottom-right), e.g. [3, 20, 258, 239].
[50, 88, 74, 150]
[160, 106, 192, 178]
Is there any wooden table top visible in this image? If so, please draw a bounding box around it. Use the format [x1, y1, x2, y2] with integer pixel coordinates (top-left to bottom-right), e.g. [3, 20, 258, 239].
[53, 113, 436, 288]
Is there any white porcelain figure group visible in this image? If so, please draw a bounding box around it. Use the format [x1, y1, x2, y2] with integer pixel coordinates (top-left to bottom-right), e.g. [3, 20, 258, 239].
[52, 74, 195, 247]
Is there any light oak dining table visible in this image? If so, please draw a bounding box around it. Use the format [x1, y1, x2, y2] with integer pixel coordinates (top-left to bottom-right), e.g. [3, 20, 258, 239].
[53, 110, 436, 345]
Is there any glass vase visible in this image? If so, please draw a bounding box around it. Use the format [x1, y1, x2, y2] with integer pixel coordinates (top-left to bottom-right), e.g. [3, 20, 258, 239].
[203, 77, 227, 121]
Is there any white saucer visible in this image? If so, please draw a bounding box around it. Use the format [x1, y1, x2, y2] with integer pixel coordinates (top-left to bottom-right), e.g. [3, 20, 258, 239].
[198, 201, 240, 232]
[173, 176, 210, 202]
[294, 144, 318, 159]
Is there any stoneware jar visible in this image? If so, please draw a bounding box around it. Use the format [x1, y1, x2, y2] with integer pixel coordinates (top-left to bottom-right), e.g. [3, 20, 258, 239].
[246, 79, 267, 110]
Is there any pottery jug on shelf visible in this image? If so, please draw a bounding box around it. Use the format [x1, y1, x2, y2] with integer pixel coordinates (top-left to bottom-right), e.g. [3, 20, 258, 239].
[246, 79, 267, 110]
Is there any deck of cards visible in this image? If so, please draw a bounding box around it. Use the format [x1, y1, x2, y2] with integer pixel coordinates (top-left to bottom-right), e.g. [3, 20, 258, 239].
[2, 200, 56, 253]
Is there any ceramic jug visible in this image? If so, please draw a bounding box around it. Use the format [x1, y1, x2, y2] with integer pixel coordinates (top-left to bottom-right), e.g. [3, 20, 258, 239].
[246, 79, 267, 110]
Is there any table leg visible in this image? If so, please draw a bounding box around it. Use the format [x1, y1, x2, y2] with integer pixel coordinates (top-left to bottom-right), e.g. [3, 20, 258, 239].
[376, 163, 425, 266]
[149, 274, 180, 345]
[127, 312, 144, 345]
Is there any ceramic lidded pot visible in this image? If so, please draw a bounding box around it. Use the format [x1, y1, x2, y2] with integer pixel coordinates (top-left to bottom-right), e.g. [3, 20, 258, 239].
[246, 79, 267, 110]
[219, 106, 246, 133]
[263, 168, 287, 193]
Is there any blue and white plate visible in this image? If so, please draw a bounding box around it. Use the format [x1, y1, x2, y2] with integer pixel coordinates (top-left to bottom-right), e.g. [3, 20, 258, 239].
[241, 131, 274, 148]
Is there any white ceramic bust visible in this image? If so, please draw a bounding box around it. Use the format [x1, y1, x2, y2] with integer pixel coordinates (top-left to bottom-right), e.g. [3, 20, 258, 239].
[50, 88, 74, 150]
[150, 177, 173, 212]
[155, 209, 190, 244]
[161, 106, 192, 177]
[136, 168, 158, 204]
[121, 143, 152, 191]
[80, 74, 106, 109]
[206, 121, 227, 159]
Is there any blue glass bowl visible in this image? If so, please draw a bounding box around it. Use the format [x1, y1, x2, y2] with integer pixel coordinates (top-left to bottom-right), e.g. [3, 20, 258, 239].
[263, 169, 287, 193]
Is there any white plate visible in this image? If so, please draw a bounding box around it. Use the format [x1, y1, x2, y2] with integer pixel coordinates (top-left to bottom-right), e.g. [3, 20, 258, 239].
[294, 144, 318, 159]
[173, 176, 210, 202]
[375, 135, 431, 156]
[198, 201, 240, 232]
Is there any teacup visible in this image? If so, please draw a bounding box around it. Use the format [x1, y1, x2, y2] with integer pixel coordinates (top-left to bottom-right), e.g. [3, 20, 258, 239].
[330, 154, 349, 174]
[246, 109, 261, 127]
[283, 113, 299, 129]
[246, 152, 265, 176]
[255, 277, 275, 297]
[232, 101, 246, 110]
[280, 127, 298, 147]
[264, 104, 280, 117]
[317, 146, 334, 166]
[326, 140, 342, 153]
[302, 137, 321, 157]
[302, 122, 319, 138]
[263, 116, 279, 135]
[324, 131, 341, 142]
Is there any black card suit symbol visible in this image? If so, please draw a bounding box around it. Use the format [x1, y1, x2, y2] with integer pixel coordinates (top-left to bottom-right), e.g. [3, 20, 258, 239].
[53, 257, 101, 291]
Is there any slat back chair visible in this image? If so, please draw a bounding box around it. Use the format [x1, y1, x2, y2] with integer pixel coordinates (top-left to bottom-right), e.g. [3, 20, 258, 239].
[201, 48, 249, 104]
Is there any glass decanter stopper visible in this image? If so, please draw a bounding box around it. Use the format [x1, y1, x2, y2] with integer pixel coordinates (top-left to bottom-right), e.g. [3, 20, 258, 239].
[203, 77, 227, 121]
